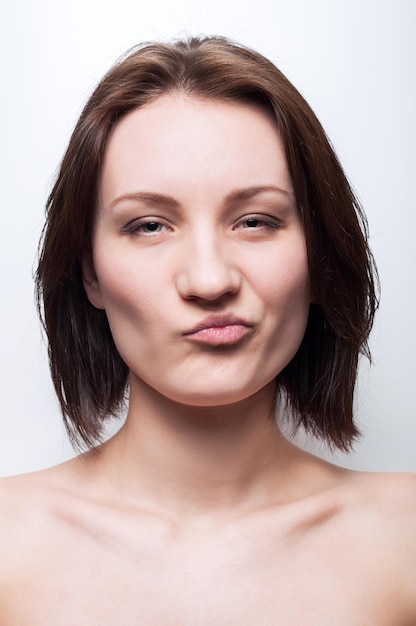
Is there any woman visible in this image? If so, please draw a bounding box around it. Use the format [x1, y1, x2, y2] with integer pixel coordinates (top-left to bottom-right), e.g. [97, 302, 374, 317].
[1, 36, 415, 624]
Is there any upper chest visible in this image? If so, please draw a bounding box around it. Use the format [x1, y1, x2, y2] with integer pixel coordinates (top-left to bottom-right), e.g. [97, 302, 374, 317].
[3, 504, 406, 626]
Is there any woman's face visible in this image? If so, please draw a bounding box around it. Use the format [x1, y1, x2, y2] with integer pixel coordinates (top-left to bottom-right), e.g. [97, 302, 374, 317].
[84, 94, 311, 407]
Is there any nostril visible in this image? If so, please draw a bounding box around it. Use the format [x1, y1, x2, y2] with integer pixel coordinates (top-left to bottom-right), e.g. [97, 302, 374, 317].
[176, 260, 242, 302]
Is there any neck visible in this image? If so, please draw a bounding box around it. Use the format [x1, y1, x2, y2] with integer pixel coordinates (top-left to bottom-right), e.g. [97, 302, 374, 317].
[89, 378, 301, 522]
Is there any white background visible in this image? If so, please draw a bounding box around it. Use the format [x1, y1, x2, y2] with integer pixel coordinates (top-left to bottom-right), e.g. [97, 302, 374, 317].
[1, 0, 414, 476]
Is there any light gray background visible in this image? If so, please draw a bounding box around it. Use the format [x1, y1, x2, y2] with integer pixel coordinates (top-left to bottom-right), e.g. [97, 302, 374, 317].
[1, 0, 414, 476]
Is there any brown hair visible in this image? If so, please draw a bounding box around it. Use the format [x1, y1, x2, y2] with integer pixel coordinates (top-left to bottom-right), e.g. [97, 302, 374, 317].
[36, 35, 378, 451]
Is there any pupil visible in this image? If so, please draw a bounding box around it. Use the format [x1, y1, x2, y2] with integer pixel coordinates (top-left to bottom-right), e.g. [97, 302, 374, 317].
[146, 222, 159, 231]
[247, 219, 259, 227]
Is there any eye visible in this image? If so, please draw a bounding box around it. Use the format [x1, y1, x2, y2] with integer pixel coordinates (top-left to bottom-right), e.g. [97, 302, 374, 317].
[242, 218, 264, 229]
[123, 219, 170, 236]
[234, 214, 282, 231]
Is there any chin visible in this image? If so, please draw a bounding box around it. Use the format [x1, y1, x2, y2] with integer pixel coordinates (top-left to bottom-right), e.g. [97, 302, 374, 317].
[160, 378, 276, 409]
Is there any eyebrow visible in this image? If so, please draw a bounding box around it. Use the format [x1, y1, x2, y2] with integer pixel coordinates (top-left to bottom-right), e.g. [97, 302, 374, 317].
[109, 191, 179, 211]
[108, 185, 293, 212]
[224, 185, 293, 206]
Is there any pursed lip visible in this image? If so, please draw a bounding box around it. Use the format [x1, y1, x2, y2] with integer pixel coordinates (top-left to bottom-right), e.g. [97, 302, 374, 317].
[183, 313, 253, 335]
[182, 314, 254, 346]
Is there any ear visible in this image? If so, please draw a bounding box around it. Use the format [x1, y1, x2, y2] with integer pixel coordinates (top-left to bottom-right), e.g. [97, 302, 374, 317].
[82, 251, 105, 310]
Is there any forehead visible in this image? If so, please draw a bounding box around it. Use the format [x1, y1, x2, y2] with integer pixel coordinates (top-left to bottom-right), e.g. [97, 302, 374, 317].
[99, 94, 293, 208]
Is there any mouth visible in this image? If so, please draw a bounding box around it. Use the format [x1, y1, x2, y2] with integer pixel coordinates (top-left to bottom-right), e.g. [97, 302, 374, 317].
[183, 314, 253, 346]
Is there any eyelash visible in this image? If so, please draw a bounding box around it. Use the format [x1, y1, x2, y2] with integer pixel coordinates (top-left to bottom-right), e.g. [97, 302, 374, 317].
[234, 215, 282, 231]
[123, 214, 282, 236]
[123, 219, 171, 236]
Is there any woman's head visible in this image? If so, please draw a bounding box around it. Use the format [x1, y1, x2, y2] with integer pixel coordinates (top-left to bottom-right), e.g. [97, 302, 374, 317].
[36, 35, 378, 451]
[82, 93, 312, 434]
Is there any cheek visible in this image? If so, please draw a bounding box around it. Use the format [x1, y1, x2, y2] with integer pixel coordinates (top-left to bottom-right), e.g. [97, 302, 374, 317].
[253, 244, 311, 352]
[247, 239, 311, 309]
[94, 261, 171, 369]
[92, 253, 153, 332]
[94, 241, 161, 308]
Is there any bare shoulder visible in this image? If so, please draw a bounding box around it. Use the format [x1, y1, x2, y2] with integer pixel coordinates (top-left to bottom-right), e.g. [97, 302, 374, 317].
[0, 460, 83, 578]
[346, 467, 414, 495]
[0, 471, 47, 532]
[0, 472, 45, 585]
[345, 471, 416, 614]
[368, 471, 416, 549]
[348, 470, 416, 521]
[0, 459, 76, 509]
[339, 470, 416, 537]
[0, 467, 60, 527]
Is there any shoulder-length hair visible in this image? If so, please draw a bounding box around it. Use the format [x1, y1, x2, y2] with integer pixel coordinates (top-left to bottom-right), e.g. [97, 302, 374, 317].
[36, 35, 378, 451]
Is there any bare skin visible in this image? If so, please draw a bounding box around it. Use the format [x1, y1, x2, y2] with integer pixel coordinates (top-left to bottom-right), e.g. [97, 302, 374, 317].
[2, 96, 414, 623]
[1, 407, 415, 625]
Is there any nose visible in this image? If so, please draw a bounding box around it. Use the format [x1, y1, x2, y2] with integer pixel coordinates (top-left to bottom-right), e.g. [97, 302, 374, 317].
[176, 231, 242, 303]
